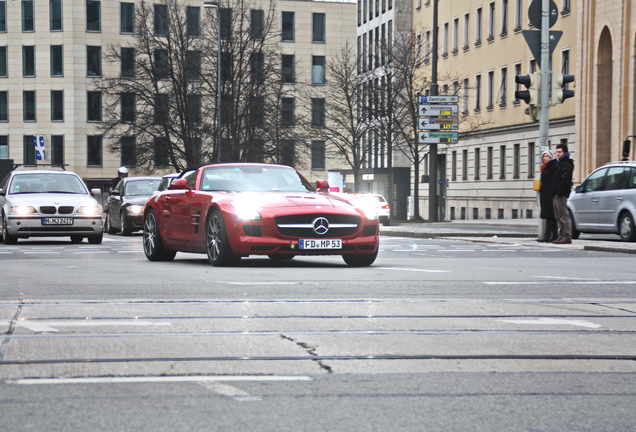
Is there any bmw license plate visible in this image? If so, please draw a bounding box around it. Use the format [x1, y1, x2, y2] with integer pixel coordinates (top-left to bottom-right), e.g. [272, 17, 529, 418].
[42, 218, 74, 225]
[299, 239, 342, 250]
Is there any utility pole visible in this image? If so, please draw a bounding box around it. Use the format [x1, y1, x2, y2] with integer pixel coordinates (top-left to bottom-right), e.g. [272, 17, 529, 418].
[428, 0, 439, 221]
[539, 0, 550, 150]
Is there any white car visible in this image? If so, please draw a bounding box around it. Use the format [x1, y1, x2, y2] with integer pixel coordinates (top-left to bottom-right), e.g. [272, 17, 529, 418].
[350, 194, 391, 226]
[0, 169, 103, 244]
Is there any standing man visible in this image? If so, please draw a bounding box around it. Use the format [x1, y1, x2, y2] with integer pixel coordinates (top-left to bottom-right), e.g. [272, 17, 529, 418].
[111, 166, 128, 191]
[551, 143, 574, 244]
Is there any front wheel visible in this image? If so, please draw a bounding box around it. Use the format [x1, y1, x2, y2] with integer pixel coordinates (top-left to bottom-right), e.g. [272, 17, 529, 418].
[569, 210, 580, 240]
[619, 212, 636, 242]
[87, 233, 103, 244]
[105, 212, 117, 234]
[120, 212, 132, 235]
[143, 209, 176, 261]
[70, 235, 84, 243]
[206, 209, 240, 266]
[342, 250, 378, 267]
[2, 214, 18, 245]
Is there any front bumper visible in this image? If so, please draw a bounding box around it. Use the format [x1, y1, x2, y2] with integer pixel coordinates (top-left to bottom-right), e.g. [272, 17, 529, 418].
[5, 215, 103, 237]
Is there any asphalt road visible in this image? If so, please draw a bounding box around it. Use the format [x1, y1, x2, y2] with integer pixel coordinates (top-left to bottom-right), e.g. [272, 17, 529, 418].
[1, 234, 635, 431]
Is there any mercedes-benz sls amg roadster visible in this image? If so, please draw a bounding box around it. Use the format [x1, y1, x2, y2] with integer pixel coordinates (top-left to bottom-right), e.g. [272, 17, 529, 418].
[142, 163, 379, 266]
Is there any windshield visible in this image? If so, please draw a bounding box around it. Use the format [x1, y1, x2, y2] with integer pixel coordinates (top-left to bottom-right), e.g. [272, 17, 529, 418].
[201, 166, 314, 192]
[9, 173, 88, 195]
[125, 179, 161, 196]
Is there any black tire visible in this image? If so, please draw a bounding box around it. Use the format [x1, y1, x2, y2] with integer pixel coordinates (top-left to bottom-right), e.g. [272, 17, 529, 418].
[2, 213, 18, 245]
[70, 235, 84, 243]
[268, 254, 296, 261]
[120, 212, 132, 235]
[105, 212, 117, 234]
[206, 209, 240, 266]
[87, 233, 103, 244]
[569, 210, 580, 240]
[618, 212, 636, 242]
[342, 250, 378, 267]
[143, 209, 176, 261]
[382, 219, 391, 226]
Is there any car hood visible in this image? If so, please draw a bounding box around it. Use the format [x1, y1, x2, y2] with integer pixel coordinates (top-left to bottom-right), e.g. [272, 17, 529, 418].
[232, 192, 354, 210]
[6, 193, 99, 208]
[123, 195, 153, 206]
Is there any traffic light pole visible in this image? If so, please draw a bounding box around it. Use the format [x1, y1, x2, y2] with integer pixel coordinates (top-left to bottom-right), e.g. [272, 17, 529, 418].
[539, 0, 550, 150]
[428, 0, 439, 222]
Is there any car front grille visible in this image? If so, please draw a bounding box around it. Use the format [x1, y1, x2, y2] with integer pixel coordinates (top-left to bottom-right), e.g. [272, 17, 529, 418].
[39, 206, 75, 215]
[276, 214, 360, 238]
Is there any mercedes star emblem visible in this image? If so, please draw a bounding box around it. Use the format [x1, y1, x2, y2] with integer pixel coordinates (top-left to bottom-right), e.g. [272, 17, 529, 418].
[312, 217, 329, 235]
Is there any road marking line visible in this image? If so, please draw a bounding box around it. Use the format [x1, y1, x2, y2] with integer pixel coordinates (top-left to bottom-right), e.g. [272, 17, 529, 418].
[7, 376, 312, 385]
[499, 318, 602, 329]
[224, 282, 298, 285]
[14, 320, 172, 332]
[197, 381, 261, 402]
[377, 267, 450, 273]
[484, 281, 636, 285]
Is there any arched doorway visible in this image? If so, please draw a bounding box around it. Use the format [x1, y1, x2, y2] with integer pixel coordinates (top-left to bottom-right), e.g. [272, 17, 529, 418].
[595, 27, 613, 165]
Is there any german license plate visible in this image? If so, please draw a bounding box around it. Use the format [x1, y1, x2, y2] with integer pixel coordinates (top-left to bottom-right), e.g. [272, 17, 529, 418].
[299, 239, 342, 250]
[42, 218, 74, 225]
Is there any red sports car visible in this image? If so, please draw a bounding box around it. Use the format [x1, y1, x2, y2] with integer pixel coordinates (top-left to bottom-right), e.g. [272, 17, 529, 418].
[142, 163, 379, 266]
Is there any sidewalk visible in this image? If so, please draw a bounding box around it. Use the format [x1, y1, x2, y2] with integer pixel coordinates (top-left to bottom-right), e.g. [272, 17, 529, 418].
[379, 219, 636, 254]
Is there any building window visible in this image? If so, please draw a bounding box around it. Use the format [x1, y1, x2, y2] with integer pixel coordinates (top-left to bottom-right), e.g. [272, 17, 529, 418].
[487, 70, 494, 110]
[282, 11, 294, 41]
[499, 145, 506, 179]
[499, 67, 507, 107]
[87, 46, 101, 77]
[527, 142, 535, 178]
[250, 51, 265, 85]
[0, 46, 6, 77]
[154, 4, 168, 36]
[23, 135, 35, 164]
[281, 140, 295, 167]
[488, 2, 495, 41]
[501, 0, 508, 36]
[51, 45, 63, 76]
[562, 0, 570, 14]
[187, 6, 201, 37]
[453, 18, 459, 54]
[311, 141, 325, 170]
[451, 151, 457, 181]
[121, 136, 135, 167]
[23, 91, 36, 121]
[154, 49, 169, 80]
[187, 94, 201, 125]
[312, 56, 325, 84]
[154, 94, 169, 124]
[0, 91, 7, 121]
[0, 2, 6, 33]
[513, 63, 521, 104]
[87, 135, 102, 167]
[23, 46, 35, 77]
[513, 143, 520, 178]
[87, 91, 102, 121]
[50, 0, 62, 31]
[561, 49, 570, 76]
[462, 149, 468, 180]
[475, 148, 481, 180]
[475, 7, 482, 45]
[282, 55, 295, 84]
[51, 90, 64, 121]
[514, 0, 523, 30]
[221, 51, 232, 82]
[186, 50, 201, 81]
[424, 31, 430, 64]
[462, 78, 469, 114]
[250, 9, 264, 40]
[0, 136, 7, 159]
[487, 146, 493, 179]
[121, 93, 135, 123]
[121, 47, 135, 78]
[219, 8, 232, 39]
[22, 0, 34, 32]
[312, 13, 326, 43]
[475, 74, 481, 112]
[51, 135, 64, 165]
[154, 137, 169, 168]
[442, 22, 449, 56]
[86, 0, 101, 32]
[120, 2, 135, 33]
[281, 97, 294, 126]
[311, 98, 325, 127]
[463, 13, 470, 50]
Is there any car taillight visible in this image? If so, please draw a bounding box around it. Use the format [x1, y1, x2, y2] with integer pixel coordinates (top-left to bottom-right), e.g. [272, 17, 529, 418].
[381, 205, 390, 209]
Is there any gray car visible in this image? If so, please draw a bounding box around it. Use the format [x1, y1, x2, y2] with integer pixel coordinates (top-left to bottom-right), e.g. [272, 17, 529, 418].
[105, 176, 161, 235]
[0, 169, 104, 244]
[567, 161, 636, 241]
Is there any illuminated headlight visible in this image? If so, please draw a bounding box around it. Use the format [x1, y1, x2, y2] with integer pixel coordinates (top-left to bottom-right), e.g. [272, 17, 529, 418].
[9, 206, 37, 215]
[126, 205, 144, 215]
[231, 201, 262, 221]
[77, 205, 102, 215]
[357, 203, 378, 221]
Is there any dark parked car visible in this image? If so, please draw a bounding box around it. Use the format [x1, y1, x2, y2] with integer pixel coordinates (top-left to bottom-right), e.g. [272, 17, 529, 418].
[105, 176, 161, 235]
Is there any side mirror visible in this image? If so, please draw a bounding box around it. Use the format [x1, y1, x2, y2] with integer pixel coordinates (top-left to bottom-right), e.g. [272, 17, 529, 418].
[315, 179, 330, 192]
[90, 188, 102, 197]
[0, 187, 4, 196]
[622, 139, 632, 161]
[168, 178, 191, 191]
[109, 189, 120, 196]
[574, 185, 583, 193]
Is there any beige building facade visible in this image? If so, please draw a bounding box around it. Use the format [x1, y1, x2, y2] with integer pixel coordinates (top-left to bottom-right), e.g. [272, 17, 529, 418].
[0, 0, 355, 187]
[576, 0, 636, 181]
[412, 0, 577, 220]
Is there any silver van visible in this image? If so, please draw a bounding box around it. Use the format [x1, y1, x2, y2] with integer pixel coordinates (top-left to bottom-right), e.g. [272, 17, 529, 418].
[567, 161, 636, 241]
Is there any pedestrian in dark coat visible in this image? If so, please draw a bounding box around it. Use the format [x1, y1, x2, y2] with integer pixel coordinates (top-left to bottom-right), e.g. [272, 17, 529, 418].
[538, 149, 558, 242]
[551, 143, 575, 244]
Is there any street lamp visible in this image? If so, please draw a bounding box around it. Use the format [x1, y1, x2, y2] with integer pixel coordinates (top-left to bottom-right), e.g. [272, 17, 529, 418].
[203, 1, 223, 162]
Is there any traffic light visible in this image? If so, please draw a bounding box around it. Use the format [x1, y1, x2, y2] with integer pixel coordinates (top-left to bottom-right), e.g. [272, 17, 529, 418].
[551, 73, 575, 105]
[515, 72, 541, 121]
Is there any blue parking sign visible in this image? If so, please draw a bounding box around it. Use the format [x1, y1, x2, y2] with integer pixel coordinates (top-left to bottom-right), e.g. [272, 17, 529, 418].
[34, 135, 46, 160]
